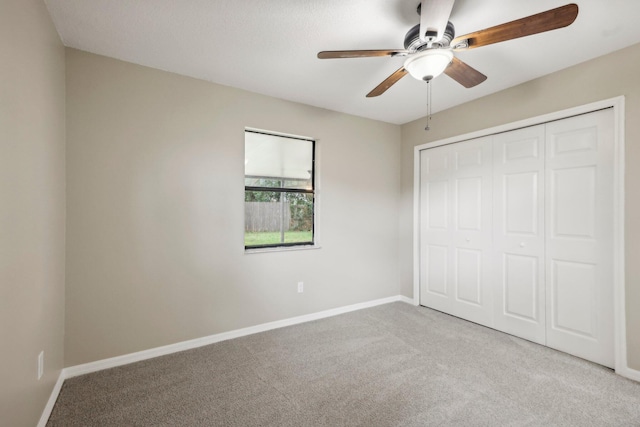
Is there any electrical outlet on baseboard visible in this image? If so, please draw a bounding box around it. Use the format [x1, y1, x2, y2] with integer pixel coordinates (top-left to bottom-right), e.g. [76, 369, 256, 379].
[297, 282, 304, 293]
[37, 351, 44, 380]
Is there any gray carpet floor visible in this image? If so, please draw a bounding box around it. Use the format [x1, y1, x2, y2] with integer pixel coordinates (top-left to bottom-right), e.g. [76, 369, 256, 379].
[47, 302, 640, 426]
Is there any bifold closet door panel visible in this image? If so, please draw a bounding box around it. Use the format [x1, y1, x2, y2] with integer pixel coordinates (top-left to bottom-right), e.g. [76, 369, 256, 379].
[419, 138, 494, 328]
[420, 145, 453, 314]
[492, 125, 546, 344]
[545, 109, 615, 368]
[450, 138, 494, 327]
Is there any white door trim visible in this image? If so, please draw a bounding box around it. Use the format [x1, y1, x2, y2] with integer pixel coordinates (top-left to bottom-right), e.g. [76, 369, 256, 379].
[413, 96, 630, 378]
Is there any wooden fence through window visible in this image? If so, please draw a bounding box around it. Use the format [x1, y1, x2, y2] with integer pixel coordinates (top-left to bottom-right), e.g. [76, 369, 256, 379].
[244, 202, 291, 232]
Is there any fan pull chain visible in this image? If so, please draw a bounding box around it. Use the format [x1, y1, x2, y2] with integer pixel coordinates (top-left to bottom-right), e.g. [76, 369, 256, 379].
[425, 80, 432, 131]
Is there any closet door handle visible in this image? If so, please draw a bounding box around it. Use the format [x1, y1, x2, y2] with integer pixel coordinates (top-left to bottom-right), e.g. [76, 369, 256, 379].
[520, 242, 525, 248]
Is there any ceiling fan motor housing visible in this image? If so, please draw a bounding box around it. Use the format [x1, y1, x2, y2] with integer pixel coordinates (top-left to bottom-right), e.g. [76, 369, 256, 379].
[404, 21, 455, 51]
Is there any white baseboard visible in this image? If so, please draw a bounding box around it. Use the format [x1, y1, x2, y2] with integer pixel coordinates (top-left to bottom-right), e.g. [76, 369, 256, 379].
[37, 370, 65, 427]
[617, 365, 640, 382]
[399, 295, 418, 306]
[64, 295, 408, 379]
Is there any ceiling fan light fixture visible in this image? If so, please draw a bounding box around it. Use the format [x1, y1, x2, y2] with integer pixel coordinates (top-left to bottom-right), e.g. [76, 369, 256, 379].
[404, 49, 453, 81]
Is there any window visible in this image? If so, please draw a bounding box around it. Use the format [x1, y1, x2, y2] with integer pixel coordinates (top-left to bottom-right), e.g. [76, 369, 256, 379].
[244, 129, 315, 250]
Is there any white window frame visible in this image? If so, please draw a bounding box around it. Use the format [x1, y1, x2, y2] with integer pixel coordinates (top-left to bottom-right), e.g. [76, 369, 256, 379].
[244, 127, 321, 254]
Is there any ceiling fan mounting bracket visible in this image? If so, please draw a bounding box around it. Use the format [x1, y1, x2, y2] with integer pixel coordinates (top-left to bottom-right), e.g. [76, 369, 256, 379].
[453, 39, 469, 50]
[404, 21, 455, 52]
[424, 30, 438, 42]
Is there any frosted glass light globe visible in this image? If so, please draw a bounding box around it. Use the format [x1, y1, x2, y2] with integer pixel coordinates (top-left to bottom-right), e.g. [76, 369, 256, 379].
[404, 49, 454, 81]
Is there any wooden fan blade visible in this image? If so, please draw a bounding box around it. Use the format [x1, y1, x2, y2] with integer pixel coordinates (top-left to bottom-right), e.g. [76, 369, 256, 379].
[366, 67, 408, 97]
[318, 50, 408, 59]
[444, 57, 487, 88]
[420, 0, 456, 41]
[451, 3, 578, 50]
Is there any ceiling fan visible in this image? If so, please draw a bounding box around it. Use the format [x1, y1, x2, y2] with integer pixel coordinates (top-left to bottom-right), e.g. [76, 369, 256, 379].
[317, 1, 579, 97]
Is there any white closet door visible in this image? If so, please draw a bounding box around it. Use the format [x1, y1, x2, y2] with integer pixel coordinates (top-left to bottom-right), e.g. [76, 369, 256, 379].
[450, 138, 494, 326]
[545, 109, 615, 368]
[419, 144, 453, 314]
[419, 138, 493, 327]
[493, 125, 546, 344]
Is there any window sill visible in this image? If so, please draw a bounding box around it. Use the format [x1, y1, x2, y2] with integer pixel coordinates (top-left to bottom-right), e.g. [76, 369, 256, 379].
[244, 244, 322, 255]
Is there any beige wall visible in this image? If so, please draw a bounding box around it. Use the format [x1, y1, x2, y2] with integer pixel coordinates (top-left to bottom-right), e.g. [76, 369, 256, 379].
[0, 0, 66, 425]
[400, 43, 640, 370]
[64, 49, 401, 366]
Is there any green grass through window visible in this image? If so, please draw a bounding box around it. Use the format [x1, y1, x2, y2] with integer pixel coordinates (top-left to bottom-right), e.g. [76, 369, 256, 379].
[244, 231, 312, 247]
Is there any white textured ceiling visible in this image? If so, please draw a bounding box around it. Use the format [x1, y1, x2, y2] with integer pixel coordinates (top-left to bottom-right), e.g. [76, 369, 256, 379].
[45, 0, 640, 124]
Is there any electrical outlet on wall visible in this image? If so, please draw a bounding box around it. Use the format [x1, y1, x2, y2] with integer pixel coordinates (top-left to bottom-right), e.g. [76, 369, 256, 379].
[37, 351, 44, 380]
[297, 282, 304, 293]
